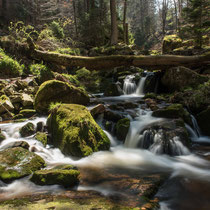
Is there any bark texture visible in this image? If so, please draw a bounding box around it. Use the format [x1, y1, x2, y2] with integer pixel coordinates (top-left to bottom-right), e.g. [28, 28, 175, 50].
[31, 49, 210, 70]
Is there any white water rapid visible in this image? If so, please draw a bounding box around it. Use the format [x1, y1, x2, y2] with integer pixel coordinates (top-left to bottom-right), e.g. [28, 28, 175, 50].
[123, 74, 148, 96]
[123, 75, 136, 94]
[135, 76, 147, 96]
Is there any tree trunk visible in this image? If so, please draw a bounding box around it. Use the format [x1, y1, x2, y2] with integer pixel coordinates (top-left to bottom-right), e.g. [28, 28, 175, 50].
[173, 0, 178, 32]
[72, 0, 78, 37]
[31, 49, 210, 70]
[110, 0, 118, 45]
[123, 0, 127, 44]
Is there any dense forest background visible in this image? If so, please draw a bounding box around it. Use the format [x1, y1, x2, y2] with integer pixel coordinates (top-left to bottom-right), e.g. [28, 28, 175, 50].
[0, 0, 209, 51]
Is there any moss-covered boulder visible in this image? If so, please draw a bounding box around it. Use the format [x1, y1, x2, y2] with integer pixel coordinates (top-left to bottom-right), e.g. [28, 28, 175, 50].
[30, 169, 80, 187]
[116, 118, 130, 141]
[0, 147, 45, 182]
[18, 109, 36, 118]
[19, 122, 35, 137]
[152, 104, 191, 125]
[0, 141, 29, 150]
[47, 104, 110, 157]
[35, 132, 48, 146]
[104, 83, 123, 96]
[197, 107, 210, 136]
[161, 66, 208, 92]
[34, 80, 90, 113]
[171, 80, 210, 113]
[0, 95, 14, 114]
[162, 34, 182, 54]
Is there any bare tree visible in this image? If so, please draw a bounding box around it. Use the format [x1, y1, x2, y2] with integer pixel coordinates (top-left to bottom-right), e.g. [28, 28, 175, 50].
[162, 0, 169, 35]
[110, 0, 118, 45]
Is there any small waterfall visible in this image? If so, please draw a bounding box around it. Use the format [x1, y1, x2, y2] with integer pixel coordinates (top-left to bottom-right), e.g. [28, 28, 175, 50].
[135, 76, 147, 96]
[123, 75, 137, 95]
[191, 115, 201, 137]
[186, 116, 210, 145]
[136, 129, 190, 156]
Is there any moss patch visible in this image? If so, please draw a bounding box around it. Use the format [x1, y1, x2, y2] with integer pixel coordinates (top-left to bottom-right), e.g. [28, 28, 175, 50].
[19, 122, 35, 137]
[116, 118, 130, 141]
[30, 169, 80, 187]
[34, 80, 90, 113]
[0, 147, 45, 182]
[0, 48, 24, 78]
[35, 132, 48, 146]
[47, 104, 110, 157]
[152, 104, 191, 124]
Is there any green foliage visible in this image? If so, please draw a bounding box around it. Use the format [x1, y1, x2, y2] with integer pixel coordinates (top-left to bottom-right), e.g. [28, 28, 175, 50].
[8, 21, 39, 42]
[38, 28, 55, 41]
[181, 0, 210, 48]
[0, 48, 24, 77]
[50, 21, 65, 39]
[62, 74, 81, 87]
[29, 64, 54, 84]
[76, 68, 91, 80]
[75, 68, 101, 92]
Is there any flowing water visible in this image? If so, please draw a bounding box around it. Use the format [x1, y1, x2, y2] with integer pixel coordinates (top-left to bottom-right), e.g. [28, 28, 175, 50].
[123, 75, 136, 95]
[0, 75, 210, 209]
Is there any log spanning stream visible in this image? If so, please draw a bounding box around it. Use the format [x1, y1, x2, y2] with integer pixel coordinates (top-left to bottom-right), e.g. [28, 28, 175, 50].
[0, 75, 210, 209]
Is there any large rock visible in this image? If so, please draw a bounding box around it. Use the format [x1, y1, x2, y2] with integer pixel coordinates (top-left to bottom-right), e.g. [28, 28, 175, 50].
[162, 34, 182, 54]
[161, 66, 208, 92]
[21, 93, 34, 107]
[0, 147, 45, 182]
[0, 96, 14, 114]
[138, 119, 190, 156]
[19, 122, 35, 137]
[34, 80, 90, 113]
[30, 169, 80, 187]
[197, 107, 210, 136]
[47, 104, 110, 157]
[35, 132, 48, 146]
[152, 104, 191, 125]
[116, 118, 130, 141]
[104, 83, 123, 96]
[171, 80, 210, 113]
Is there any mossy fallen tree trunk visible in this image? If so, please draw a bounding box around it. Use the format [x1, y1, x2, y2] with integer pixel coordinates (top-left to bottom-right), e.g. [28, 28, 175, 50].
[32, 49, 210, 70]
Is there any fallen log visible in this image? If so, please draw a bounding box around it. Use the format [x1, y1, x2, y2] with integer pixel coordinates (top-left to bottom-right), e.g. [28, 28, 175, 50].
[32, 49, 210, 70]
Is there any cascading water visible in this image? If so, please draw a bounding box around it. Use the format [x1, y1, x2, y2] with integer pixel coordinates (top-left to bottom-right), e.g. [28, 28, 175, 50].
[122, 73, 148, 96]
[191, 114, 201, 137]
[135, 76, 147, 96]
[123, 75, 137, 95]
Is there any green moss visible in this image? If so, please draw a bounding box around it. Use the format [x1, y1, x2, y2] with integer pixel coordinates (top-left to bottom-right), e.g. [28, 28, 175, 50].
[34, 80, 90, 113]
[0, 49, 24, 77]
[19, 109, 36, 118]
[35, 132, 48, 146]
[55, 48, 80, 56]
[144, 93, 157, 99]
[29, 64, 54, 84]
[152, 104, 191, 124]
[0, 147, 45, 182]
[47, 104, 110, 157]
[116, 118, 130, 141]
[19, 122, 35, 137]
[30, 169, 80, 187]
[172, 80, 210, 113]
[62, 74, 81, 87]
